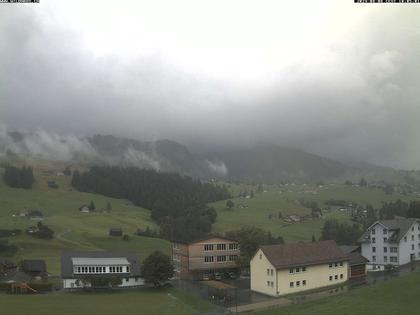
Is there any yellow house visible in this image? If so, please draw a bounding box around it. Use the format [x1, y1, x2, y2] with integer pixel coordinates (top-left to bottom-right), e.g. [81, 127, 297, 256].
[250, 240, 348, 297]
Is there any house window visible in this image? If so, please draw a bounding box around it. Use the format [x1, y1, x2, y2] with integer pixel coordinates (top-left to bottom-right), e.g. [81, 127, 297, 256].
[295, 267, 300, 273]
[418, 234, 420, 240]
[340, 274, 343, 279]
[384, 256, 388, 262]
[329, 276, 333, 281]
[384, 247, 387, 253]
[204, 244, 214, 251]
[372, 228, 376, 235]
[267, 269, 270, 275]
[267, 281, 270, 286]
[204, 256, 214, 263]
[390, 247, 398, 253]
[412, 244, 415, 250]
[334, 275, 338, 280]
[271, 269, 274, 276]
[229, 243, 239, 250]
[296, 281, 300, 287]
[271, 281, 274, 287]
[390, 256, 398, 263]
[329, 263, 333, 268]
[372, 247, 376, 253]
[229, 255, 238, 261]
[290, 282, 294, 288]
[289, 268, 294, 274]
[216, 244, 227, 251]
[339, 262, 343, 267]
[383, 237, 387, 242]
[372, 237, 376, 244]
[302, 280, 306, 286]
[334, 262, 338, 267]
[372, 256, 376, 262]
[404, 236, 407, 242]
[259, 254, 262, 260]
[383, 229, 387, 234]
[216, 255, 227, 262]
[412, 227, 415, 232]
[302, 267, 306, 272]
[412, 235, 415, 241]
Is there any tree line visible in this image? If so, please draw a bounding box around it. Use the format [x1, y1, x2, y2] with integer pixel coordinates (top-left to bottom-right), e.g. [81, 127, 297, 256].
[3, 165, 35, 189]
[71, 166, 230, 242]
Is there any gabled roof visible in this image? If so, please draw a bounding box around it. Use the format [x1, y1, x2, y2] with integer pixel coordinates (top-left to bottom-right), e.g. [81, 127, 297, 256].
[339, 245, 360, 254]
[61, 251, 141, 278]
[21, 260, 47, 273]
[359, 218, 419, 243]
[259, 240, 347, 269]
[346, 252, 369, 266]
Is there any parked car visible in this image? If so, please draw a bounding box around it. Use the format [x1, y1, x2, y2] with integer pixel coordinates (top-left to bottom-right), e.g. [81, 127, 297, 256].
[228, 271, 238, 279]
[214, 272, 222, 280]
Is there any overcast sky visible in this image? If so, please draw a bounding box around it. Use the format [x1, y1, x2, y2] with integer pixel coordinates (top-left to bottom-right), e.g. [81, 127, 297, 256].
[1, 1, 420, 169]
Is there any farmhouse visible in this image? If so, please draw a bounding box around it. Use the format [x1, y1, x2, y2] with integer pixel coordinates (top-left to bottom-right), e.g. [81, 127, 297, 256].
[360, 217, 420, 270]
[250, 240, 348, 297]
[21, 259, 47, 277]
[172, 236, 240, 280]
[109, 228, 123, 236]
[61, 251, 144, 289]
[27, 209, 44, 221]
[79, 204, 90, 213]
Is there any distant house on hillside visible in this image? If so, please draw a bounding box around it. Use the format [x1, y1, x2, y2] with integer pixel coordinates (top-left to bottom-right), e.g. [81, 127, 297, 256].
[21, 259, 47, 277]
[61, 251, 144, 289]
[109, 228, 122, 237]
[27, 209, 44, 221]
[47, 181, 59, 189]
[79, 205, 91, 213]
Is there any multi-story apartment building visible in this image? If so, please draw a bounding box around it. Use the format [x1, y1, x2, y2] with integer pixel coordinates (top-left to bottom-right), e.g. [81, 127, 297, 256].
[250, 240, 348, 297]
[172, 236, 240, 279]
[360, 218, 420, 270]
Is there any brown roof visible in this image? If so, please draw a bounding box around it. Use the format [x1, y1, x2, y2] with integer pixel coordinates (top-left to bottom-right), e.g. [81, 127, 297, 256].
[260, 240, 348, 269]
[346, 252, 368, 266]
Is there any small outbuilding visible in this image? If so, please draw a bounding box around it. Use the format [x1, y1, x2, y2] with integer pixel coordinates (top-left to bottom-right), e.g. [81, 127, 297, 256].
[339, 245, 368, 279]
[21, 260, 47, 277]
[109, 228, 123, 237]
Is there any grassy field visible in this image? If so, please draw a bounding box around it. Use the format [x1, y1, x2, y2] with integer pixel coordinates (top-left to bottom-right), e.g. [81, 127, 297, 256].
[0, 163, 170, 275]
[255, 270, 420, 315]
[0, 287, 215, 315]
[211, 183, 420, 242]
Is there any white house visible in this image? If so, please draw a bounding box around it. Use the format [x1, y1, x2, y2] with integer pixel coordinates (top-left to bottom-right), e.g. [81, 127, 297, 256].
[360, 218, 420, 270]
[61, 251, 144, 289]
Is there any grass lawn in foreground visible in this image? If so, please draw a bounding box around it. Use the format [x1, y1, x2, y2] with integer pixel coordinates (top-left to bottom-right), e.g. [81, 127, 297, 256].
[0, 287, 215, 315]
[255, 270, 420, 315]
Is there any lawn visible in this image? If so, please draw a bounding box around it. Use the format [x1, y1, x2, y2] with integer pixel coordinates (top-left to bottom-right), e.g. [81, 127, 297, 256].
[0, 287, 215, 315]
[211, 183, 420, 242]
[0, 164, 170, 275]
[255, 270, 420, 315]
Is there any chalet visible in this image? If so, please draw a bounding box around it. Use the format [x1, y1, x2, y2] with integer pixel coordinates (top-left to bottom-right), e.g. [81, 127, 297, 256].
[172, 236, 240, 280]
[79, 205, 91, 213]
[21, 260, 47, 277]
[109, 228, 122, 237]
[27, 209, 44, 221]
[339, 245, 368, 278]
[360, 218, 420, 270]
[250, 240, 348, 297]
[60, 251, 144, 289]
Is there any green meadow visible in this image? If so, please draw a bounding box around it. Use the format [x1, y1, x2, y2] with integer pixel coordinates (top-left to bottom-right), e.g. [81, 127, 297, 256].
[0, 165, 170, 275]
[255, 270, 420, 315]
[211, 183, 420, 242]
[0, 288, 215, 315]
